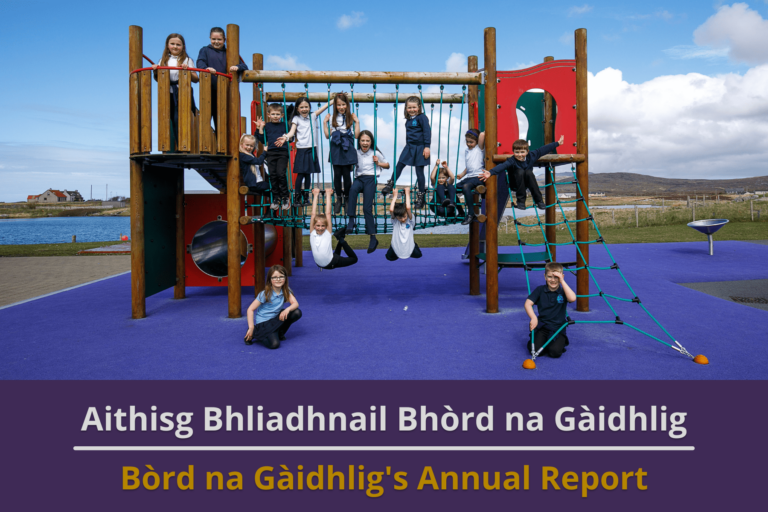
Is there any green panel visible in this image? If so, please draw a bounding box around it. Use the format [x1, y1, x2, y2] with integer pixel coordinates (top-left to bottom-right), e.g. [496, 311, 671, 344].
[477, 85, 485, 131]
[517, 92, 545, 149]
[143, 166, 179, 297]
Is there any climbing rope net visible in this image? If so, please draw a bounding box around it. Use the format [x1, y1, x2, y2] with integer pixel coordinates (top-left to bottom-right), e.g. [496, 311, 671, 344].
[501, 164, 695, 362]
[242, 82, 473, 233]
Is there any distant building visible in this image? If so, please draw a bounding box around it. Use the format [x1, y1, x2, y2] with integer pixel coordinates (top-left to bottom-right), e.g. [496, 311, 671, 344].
[589, 192, 605, 197]
[558, 193, 576, 198]
[725, 188, 745, 194]
[27, 189, 83, 203]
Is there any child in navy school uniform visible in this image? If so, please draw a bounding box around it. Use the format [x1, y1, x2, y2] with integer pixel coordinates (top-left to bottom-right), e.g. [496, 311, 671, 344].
[152, 34, 199, 150]
[196, 27, 248, 132]
[381, 96, 431, 209]
[323, 93, 360, 215]
[480, 136, 565, 210]
[524, 262, 576, 358]
[429, 160, 465, 219]
[239, 134, 270, 197]
[255, 104, 291, 210]
[283, 97, 330, 207]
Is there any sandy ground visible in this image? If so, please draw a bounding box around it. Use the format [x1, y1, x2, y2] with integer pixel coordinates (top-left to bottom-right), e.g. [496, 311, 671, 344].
[0, 256, 130, 308]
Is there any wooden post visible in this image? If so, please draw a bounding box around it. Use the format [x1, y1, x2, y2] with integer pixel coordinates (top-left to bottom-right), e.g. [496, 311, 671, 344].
[217, 75, 228, 153]
[240, 116, 247, 137]
[543, 56, 556, 262]
[294, 226, 303, 267]
[253, 53, 266, 297]
[226, 24, 242, 318]
[750, 200, 754, 221]
[129, 25, 146, 319]
[140, 71, 152, 153]
[178, 70, 192, 152]
[484, 28, 499, 313]
[575, 28, 590, 312]
[468, 55, 480, 296]
[158, 70, 171, 151]
[174, 168, 185, 299]
[199, 72, 213, 153]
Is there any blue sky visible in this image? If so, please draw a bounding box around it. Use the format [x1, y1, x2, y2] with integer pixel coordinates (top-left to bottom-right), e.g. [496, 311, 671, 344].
[2, 1, 768, 202]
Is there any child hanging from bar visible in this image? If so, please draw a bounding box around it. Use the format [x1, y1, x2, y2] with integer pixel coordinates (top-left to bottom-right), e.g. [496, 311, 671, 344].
[346, 130, 390, 253]
[429, 160, 465, 219]
[255, 104, 292, 210]
[323, 93, 360, 215]
[309, 188, 359, 270]
[283, 97, 330, 207]
[195, 27, 247, 132]
[454, 129, 485, 225]
[386, 187, 423, 261]
[244, 265, 302, 349]
[480, 135, 564, 210]
[152, 33, 199, 150]
[524, 262, 576, 358]
[381, 96, 431, 209]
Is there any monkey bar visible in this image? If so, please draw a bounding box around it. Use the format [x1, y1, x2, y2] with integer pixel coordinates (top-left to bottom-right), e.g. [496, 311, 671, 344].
[264, 92, 465, 104]
[243, 70, 482, 85]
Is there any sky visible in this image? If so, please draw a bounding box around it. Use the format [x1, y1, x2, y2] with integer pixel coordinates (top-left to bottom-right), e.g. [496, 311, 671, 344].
[1, 0, 768, 202]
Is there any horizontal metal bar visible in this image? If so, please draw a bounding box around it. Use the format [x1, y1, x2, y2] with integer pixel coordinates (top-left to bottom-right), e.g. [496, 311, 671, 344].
[264, 92, 465, 104]
[243, 70, 483, 85]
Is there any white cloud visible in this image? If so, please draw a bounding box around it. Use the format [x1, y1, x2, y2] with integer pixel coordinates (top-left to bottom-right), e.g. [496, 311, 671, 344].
[568, 4, 593, 16]
[587, 65, 768, 179]
[514, 61, 538, 70]
[265, 54, 310, 71]
[663, 45, 729, 60]
[559, 32, 574, 45]
[337, 11, 367, 30]
[445, 53, 467, 73]
[693, 3, 768, 64]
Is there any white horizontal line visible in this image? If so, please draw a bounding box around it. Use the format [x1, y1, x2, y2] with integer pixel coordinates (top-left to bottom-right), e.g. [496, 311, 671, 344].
[74, 446, 694, 452]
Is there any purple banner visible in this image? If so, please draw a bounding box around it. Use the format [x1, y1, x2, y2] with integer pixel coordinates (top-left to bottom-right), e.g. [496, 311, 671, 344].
[1, 381, 764, 510]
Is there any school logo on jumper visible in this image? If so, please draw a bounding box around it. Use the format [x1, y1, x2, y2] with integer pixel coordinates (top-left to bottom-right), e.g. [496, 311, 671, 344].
[557, 295, 564, 303]
[412, 120, 418, 126]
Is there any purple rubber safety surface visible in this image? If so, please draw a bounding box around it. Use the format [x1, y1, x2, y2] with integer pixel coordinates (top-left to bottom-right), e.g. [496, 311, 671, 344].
[2, 241, 766, 380]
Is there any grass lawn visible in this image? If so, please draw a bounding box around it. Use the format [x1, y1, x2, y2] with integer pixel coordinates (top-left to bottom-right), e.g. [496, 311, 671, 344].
[1, 222, 763, 257]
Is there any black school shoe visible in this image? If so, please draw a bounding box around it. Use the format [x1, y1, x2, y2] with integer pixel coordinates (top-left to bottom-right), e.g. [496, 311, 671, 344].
[279, 333, 286, 341]
[333, 227, 347, 241]
[461, 213, 475, 225]
[536, 202, 546, 209]
[381, 179, 394, 196]
[367, 236, 379, 253]
[244, 336, 254, 346]
[441, 198, 454, 207]
[515, 203, 527, 211]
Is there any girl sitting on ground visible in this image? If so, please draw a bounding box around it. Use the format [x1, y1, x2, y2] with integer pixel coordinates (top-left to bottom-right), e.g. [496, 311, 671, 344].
[386, 186, 423, 261]
[309, 188, 359, 270]
[244, 265, 302, 349]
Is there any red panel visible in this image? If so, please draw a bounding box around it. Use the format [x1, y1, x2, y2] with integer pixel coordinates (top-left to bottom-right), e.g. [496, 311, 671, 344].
[184, 194, 284, 287]
[497, 60, 577, 156]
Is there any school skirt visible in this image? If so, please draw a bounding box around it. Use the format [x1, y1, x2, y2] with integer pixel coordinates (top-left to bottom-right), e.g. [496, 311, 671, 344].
[329, 141, 358, 166]
[250, 316, 283, 343]
[398, 144, 429, 167]
[294, 147, 321, 174]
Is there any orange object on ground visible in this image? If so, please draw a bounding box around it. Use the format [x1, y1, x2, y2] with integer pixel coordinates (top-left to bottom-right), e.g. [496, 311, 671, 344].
[693, 355, 709, 365]
[522, 359, 536, 370]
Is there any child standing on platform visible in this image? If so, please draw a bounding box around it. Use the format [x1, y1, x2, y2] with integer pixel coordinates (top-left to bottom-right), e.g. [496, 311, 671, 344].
[323, 93, 360, 215]
[239, 134, 269, 196]
[309, 188, 359, 270]
[255, 104, 291, 210]
[195, 27, 248, 131]
[481, 136, 564, 210]
[283, 97, 329, 207]
[346, 130, 390, 253]
[152, 33, 199, 149]
[455, 129, 485, 225]
[244, 265, 302, 349]
[382, 96, 431, 209]
[386, 187, 422, 261]
[524, 262, 576, 358]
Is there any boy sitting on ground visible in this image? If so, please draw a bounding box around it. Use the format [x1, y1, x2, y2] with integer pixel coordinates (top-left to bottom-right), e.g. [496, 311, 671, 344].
[480, 135, 564, 210]
[524, 261, 576, 358]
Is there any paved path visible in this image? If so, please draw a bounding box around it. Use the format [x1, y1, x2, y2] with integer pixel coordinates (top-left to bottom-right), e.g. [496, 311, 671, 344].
[0, 256, 130, 308]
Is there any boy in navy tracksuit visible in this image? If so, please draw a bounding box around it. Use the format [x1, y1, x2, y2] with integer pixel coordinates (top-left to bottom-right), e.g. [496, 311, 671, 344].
[255, 105, 291, 209]
[196, 27, 248, 131]
[481, 135, 564, 210]
[524, 262, 576, 358]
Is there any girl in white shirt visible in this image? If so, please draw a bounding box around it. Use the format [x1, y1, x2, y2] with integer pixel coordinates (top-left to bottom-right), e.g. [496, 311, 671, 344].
[309, 188, 358, 270]
[152, 33, 199, 151]
[284, 97, 330, 207]
[345, 130, 390, 253]
[386, 186, 423, 261]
